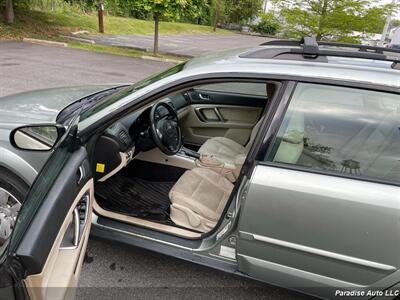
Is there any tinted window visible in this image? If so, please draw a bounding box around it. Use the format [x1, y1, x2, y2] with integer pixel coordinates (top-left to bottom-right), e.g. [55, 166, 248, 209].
[267, 83, 400, 182]
[80, 63, 186, 120]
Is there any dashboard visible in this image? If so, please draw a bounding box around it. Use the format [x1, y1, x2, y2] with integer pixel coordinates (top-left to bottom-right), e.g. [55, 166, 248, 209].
[92, 92, 189, 181]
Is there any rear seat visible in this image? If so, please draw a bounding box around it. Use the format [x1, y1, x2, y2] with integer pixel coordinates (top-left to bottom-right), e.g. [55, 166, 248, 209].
[340, 110, 400, 180]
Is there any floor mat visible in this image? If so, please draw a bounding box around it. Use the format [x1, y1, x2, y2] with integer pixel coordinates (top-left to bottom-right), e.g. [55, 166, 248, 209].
[95, 174, 174, 223]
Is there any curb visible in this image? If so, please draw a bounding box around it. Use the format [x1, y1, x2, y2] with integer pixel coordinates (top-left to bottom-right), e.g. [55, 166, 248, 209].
[61, 35, 95, 44]
[141, 55, 184, 64]
[23, 38, 68, 47]
[104, 43, 194, 59]
[70, 35, 194, 59]
[23, 36, 185, 63]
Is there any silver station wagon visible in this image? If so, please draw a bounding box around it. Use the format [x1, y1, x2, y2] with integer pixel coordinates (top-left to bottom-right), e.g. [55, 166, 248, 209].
[1, 37, 400, 299]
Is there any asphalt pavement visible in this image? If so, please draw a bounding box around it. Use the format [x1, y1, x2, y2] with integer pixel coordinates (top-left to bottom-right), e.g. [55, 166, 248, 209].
[77, 33, 269, 57]
[78, 238, 310, 300]
[0, 41, 311, 299]
[0, 41, 173, 97]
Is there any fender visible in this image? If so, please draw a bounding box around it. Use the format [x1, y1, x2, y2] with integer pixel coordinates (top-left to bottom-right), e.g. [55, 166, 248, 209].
[0, 146, 38, 186]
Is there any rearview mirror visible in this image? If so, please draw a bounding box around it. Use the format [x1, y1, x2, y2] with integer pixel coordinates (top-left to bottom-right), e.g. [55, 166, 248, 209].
[10, 124, 65, 151]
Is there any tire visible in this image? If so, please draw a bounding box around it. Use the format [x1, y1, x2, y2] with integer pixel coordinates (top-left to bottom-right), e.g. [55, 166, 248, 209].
[0, 167, 29, 204]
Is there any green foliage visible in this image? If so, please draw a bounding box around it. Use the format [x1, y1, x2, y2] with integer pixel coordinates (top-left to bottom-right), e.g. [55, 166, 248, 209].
[0, 0, 30, 10]
[272, 0, 390, 41]
[392, 19, 400, 28]
[0, 9, 230, 38]
[129, 0, 197, 21]
[222, 0, 263, 24]
[251, 12, 280, 35]
[28, 0, 89, 13]
[4, 0, 261, 28]
[183, 0, 211, 24]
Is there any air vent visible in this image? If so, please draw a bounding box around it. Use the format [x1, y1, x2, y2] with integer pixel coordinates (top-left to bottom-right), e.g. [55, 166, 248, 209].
[118, 130, 129, 145]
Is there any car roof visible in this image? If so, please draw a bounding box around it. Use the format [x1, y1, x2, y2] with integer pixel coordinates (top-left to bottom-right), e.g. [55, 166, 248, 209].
[182, 43, 400, 89]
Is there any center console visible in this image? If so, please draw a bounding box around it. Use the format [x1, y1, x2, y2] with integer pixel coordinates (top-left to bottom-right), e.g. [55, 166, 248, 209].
[135, 146, 244, 182]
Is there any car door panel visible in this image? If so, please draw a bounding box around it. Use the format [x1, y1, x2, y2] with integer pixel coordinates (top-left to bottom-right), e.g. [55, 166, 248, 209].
[25, 180, 93, 300]
[14, 147, 93, 300]
[188, 89, 266, 107]
[180, 104, 262, 146]
[237, 165, 400, 298]
[180, 87, 266, 146]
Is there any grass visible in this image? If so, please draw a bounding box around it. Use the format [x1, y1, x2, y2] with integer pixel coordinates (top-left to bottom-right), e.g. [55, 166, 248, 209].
[0, 9, 231, 40]
[68, 41, 185, 62]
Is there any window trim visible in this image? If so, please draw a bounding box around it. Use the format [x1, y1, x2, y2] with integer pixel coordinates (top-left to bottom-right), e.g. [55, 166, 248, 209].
[258, 81, 400, 187]
[258, 160, 400, 187]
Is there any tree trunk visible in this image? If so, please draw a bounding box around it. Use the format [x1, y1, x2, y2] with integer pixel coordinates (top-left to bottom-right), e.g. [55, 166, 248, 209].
[213, 0, 220, 32]
[98, 2, 105, 33]
[4, 0, 15, 24]
[316, 0, 329, 40]
[153, 13, 160, 55]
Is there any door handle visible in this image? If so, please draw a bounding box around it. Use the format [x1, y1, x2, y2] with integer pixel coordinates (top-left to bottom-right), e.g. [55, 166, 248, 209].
[214, 107, 225, 122]
[60, 194, 89, 250]
[198, 93, 210, 101]
[194, 107, 225, 123]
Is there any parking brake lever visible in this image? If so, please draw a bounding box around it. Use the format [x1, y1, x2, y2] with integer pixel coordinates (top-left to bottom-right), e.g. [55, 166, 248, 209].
[180, 146, 200, 159]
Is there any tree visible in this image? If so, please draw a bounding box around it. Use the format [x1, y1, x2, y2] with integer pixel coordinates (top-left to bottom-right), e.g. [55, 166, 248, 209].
[251, 12, 280, 35]
[223, 0, 263, 25]
[129, 0, 194, 55]
[392, 19, 400, 28]
[212, 0, 221, 31]
[4, 0, 15, 24]
[272, 0, 390, 42]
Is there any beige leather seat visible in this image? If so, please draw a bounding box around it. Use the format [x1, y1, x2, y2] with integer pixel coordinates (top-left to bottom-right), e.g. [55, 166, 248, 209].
[273, 112, 305, 164]
[198, 119, 262, 165]
[169, 168, 233, 232]
[197, 84, 276, 166]
[337, 109, 400, 179]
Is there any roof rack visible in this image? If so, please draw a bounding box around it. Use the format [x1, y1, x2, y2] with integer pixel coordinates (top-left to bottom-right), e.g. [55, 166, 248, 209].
[251, 37, 400, 69]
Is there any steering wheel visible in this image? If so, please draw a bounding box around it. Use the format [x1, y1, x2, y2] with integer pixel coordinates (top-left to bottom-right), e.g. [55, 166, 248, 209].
[149, 102, 182, 155]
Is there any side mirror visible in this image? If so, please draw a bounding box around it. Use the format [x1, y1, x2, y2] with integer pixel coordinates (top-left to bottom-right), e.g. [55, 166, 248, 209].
[10, 124, 66, 151]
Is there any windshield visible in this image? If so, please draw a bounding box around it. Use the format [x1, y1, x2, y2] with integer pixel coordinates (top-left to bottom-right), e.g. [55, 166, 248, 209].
[80, 63, 186, 121]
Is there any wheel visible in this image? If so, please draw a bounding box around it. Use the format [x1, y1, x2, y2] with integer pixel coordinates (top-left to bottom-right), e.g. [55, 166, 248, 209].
[0, 168, 29, 246]
[0, 167, 29, 204]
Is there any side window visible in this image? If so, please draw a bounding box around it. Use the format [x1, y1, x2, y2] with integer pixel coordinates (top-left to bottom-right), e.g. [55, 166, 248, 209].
[267, 83, 400, 182]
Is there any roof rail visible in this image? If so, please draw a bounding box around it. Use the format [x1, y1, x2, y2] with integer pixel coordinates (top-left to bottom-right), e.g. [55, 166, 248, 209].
[255, 37, 400, 69]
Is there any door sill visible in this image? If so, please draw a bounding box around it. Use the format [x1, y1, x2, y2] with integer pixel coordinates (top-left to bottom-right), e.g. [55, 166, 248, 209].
[93, 199, 202, 238]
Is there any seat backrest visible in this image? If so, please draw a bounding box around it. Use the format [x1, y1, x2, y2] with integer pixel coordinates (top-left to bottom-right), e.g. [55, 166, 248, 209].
[343, 110, 400, 179]
[273, 112, 305, 164]
[244, 119, 263, 152]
